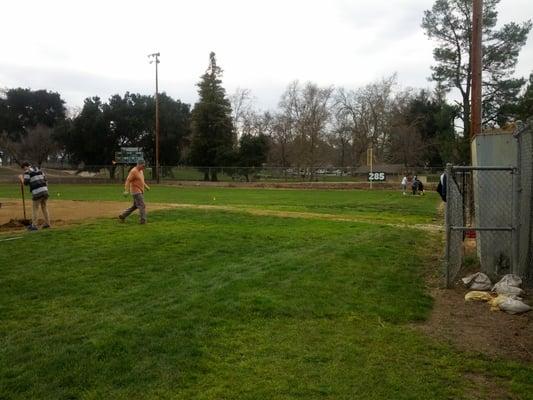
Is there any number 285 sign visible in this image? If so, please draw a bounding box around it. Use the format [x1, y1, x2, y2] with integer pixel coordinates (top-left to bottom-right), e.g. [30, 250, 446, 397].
[368, 172, 386, 181]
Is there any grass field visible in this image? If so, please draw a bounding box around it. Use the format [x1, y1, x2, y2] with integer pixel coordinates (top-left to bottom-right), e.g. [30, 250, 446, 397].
[1, 185, 532, 399]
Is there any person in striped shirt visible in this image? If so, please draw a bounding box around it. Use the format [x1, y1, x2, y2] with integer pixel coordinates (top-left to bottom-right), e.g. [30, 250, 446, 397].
[20, 161, 50, 231]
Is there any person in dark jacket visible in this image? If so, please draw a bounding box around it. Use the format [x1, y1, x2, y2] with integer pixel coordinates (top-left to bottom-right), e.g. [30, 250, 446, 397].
[412, 176, 424, 195]
[437, 172, 447, 202]
[19, 161, 50, 230]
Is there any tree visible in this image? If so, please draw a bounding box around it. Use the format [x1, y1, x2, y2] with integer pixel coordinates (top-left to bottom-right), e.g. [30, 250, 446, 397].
[236, 133, 269, 181]
[0, 124, 57, 166]
[189, 52, 235, 181]
[156, 94, 191, 171]
[51, 117, 75, 165]
[0, 88, 66, 164]
[269, 112, 294, 168]
[330, 107, 353, 168]
[510, 72, 533, 122]
[230, 88, 255, 136]
[422, 0, 532, 138]
[334, 76, 396, 168]
[279, 81, 333, 179]
[402, 88, 459, 165]
[0, 88, 66, 140]
[67, 97, 114, 168]
[105, 92, 150, 150]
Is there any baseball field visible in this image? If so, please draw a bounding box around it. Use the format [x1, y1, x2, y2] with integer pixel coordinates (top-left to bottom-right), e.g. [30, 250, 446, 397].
[1, 184, 532, 399]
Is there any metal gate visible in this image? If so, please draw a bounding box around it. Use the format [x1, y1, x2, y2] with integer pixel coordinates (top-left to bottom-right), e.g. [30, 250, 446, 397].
[444, 165, 518, 288]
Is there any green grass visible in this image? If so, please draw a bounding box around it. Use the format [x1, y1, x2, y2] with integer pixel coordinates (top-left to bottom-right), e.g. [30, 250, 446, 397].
[1, 187, 531, 399]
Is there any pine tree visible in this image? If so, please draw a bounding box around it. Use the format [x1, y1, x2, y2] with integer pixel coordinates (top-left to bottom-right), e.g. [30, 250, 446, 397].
[189, 52, 235, 181]
[422, 0, 531, 137]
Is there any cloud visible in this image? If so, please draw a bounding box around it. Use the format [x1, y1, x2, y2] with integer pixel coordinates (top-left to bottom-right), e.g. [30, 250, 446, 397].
[1, 0, 531, 111]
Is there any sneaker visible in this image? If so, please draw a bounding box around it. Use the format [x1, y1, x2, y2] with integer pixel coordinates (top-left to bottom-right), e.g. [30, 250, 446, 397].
[118, 215, 125, 223]
[42, 224, 51, 229]
[27, 225, 38, 231]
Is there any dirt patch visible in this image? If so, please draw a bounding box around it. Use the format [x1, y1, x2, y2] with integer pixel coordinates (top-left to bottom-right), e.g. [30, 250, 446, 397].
[418, 285, 533, 363]
[1, 198, 441, 233]
[417, 239, 533, 364]
[0, 199, 174, 231]
[462, 372, 520, 400]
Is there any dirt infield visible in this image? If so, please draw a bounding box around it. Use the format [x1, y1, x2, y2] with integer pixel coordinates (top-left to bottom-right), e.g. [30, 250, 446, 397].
[0, 199, 174, 230]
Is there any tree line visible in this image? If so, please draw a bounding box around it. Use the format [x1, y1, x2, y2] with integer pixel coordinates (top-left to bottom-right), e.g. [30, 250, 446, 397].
[1, 0, 531, 181]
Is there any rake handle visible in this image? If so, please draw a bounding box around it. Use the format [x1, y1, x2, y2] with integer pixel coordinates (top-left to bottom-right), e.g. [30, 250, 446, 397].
[20, 180, 27, 220]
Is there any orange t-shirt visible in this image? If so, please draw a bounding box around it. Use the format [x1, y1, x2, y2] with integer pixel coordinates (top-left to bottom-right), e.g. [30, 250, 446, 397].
[125, 167, 145, 194]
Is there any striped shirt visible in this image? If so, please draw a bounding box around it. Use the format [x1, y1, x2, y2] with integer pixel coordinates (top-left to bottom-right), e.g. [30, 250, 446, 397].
[23, 166, 49, 200]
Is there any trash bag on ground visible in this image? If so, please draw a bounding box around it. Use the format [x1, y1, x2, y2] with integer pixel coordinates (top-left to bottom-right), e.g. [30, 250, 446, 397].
[498, 297, 531, 314]
[494, 274, 522, 288]
[492, 282, 524, 296]
[489, 294, 514, 311]
[462, 272, 492, 291]
[488, 294, 529, 313]
[465, 291, 493, 302]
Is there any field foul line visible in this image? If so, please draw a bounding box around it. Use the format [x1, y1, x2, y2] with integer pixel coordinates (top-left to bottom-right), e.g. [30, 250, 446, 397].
[0, 236, 23, 242]
[165, 203, 443, 233]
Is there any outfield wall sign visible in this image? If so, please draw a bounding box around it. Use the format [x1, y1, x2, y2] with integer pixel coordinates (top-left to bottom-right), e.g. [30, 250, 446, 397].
[115, 147, 144, 164]
[368, 172, 386, 181]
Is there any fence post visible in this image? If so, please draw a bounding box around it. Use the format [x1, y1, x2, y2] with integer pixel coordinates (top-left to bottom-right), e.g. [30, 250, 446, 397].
[512, 166, 520, 276]
[513, 129, 522, 278]
[445, 163, 453, 288]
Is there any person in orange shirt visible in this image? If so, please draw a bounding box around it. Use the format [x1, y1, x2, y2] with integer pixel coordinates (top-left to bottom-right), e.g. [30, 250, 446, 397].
[119, 159, 151, 224]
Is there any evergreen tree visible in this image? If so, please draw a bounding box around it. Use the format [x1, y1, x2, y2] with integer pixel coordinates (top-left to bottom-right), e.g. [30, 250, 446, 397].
[422, 0, 531, 137]
[189, 52, 235, 181]
[513, 73, 533, 122]
[236, 133, 269, 181]
[405, 88, 459, 165]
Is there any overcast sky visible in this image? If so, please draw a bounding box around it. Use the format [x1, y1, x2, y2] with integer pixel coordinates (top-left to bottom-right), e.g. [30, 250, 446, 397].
[1, 0, 532, 112]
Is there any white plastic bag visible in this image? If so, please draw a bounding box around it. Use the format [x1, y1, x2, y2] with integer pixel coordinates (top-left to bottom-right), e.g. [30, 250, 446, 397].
[492, 282, 524, 296]
[495, 274, 522, 288]
[499, 297, 531, 314]
[462, 272, 492, 291]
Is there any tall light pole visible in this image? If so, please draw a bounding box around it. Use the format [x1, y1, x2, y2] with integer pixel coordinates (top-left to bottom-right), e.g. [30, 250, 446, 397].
[471, 0, 483, 140]
[148, 52, 160, 183]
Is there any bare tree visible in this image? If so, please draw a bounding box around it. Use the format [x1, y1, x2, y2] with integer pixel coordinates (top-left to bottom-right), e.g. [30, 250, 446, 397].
[269, 112, 294, 168]
[279, 81, 333, 179]
[334, 75, 397, 168]
[0, 124, 57, 166]
[329, 110, 353, 168]
[230, 88, 255, 136]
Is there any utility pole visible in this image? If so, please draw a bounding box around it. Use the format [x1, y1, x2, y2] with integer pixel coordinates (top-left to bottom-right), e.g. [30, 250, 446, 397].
[471, 0, 483, 140]
[148, 52, 160, 183]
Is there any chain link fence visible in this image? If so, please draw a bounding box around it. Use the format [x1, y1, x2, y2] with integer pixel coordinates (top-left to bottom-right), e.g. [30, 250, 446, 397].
[516, 121, 533, 284]
[445, 119, 533, 287]
[0, 164, 445, 184]
[445, 165, 517, 288]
